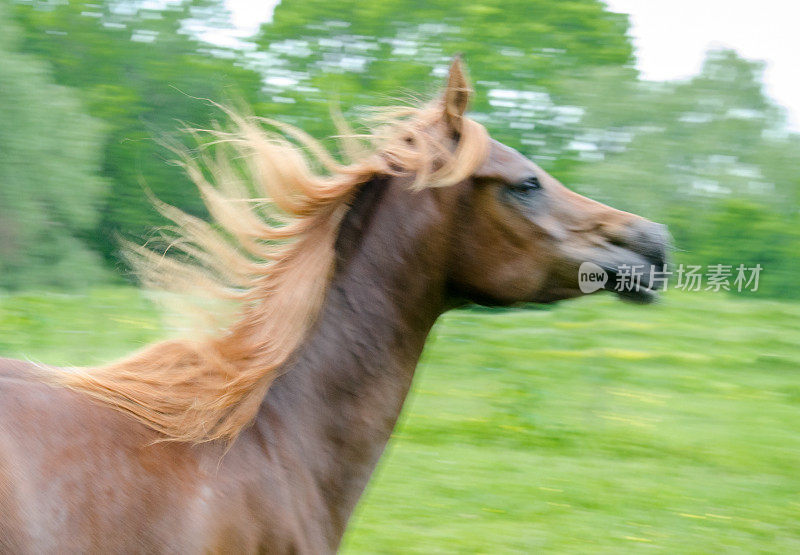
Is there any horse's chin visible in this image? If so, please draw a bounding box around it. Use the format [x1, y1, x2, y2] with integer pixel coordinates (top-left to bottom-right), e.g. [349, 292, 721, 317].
[540, 286, 660, 305]
[587, 249, 667, 305]
[611, 285, 660, 304]
[576, 285, 660, 304]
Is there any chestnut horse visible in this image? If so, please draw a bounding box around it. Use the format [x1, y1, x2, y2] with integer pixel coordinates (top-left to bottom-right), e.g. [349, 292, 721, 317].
[0, 59, 668, 553]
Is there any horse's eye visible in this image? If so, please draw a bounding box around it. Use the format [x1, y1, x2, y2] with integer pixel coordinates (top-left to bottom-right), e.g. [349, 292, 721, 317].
[508, 176, 541, 196]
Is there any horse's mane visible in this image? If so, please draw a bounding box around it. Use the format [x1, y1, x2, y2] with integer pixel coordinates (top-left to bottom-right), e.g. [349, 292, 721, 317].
[46, 100, 489, 443]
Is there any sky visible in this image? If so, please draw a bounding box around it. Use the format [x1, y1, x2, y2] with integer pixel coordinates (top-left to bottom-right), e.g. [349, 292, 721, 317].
[604, 0, 800, 129]
[222, 0, 800, 129]
[223, 0, 279, 38]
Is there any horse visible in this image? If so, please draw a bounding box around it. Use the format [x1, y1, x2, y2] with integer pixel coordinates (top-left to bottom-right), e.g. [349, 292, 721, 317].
[0, 58, 668, 553]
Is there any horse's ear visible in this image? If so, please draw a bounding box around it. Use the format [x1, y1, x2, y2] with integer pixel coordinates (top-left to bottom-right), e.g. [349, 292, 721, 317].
[442, 55, 472, 134]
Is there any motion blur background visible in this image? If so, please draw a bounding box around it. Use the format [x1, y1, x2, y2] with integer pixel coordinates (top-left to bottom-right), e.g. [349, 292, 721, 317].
[1, 0, 798, 551]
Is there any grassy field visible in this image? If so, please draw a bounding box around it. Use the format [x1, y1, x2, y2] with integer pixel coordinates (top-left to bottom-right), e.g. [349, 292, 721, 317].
[1, 288, 799, 552]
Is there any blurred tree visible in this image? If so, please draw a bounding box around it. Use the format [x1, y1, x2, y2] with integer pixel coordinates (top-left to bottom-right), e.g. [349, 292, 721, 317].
[0, 3, 109, 289]
[10, 0, 264, 264]
[698, 199, 800, 298]
[254, 0, 635, 173]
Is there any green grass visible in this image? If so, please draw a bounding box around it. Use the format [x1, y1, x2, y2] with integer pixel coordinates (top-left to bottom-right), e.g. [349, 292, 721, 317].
[1, 288, 799, 552]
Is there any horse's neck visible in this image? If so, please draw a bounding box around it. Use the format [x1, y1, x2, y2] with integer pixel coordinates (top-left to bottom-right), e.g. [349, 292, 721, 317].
[262, 178, 449, 536]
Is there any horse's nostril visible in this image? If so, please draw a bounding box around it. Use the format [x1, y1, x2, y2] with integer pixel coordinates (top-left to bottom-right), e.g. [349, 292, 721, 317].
[639, 223, 670, 268]
[645, 223, 670, 246]
[611, 219, 671, 267]
[647, 246, 668, 269]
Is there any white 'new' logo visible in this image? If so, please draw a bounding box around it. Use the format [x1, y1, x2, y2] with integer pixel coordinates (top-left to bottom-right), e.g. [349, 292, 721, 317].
[578, 262, 608, 293]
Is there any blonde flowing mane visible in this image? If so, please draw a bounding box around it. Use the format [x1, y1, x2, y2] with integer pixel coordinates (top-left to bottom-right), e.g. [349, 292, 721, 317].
[47, 96, 489, 443]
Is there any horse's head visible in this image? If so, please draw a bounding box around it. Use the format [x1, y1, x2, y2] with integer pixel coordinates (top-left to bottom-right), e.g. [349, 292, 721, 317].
[433, 59, 669, 306]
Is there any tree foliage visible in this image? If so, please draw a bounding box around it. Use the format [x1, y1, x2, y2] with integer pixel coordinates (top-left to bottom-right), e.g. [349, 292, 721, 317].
[255, 0, 635, 172]
[0, 2, 108, 288]
[10, 0, 264, 263]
